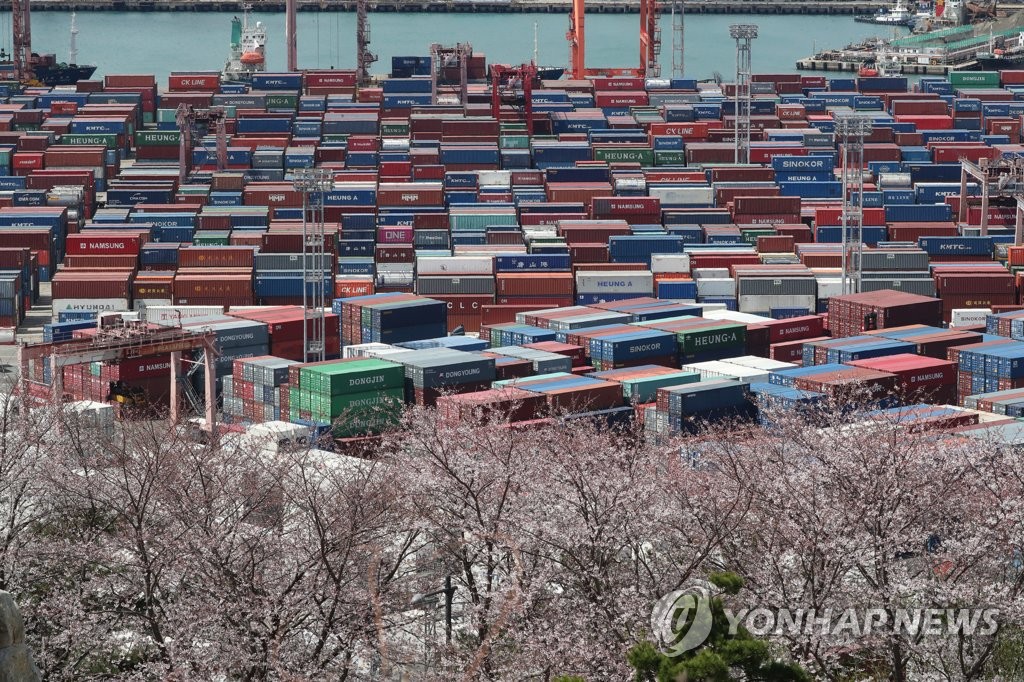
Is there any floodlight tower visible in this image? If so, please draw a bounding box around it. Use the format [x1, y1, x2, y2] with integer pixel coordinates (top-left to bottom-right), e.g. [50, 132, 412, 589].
[729, 24, 757, 164]
[835, 114, 874, 295]
[292, 168, 334, 363]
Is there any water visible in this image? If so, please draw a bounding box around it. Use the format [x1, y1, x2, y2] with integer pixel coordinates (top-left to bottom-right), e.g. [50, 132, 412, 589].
[3, 11, 908, 83]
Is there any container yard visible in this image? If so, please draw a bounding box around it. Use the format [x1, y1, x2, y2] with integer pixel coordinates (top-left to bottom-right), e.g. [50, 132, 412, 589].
[5, 48, 1024, 447]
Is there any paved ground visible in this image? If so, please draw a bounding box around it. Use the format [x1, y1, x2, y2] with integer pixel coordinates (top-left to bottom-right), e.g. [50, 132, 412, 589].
[1, 282, 52, 376]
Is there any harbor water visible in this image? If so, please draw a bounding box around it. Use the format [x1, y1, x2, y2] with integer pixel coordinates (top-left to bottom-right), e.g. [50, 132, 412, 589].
[1, 11, 907, 82]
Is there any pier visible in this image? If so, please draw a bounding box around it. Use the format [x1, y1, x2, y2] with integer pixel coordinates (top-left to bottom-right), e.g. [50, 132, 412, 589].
[0, 0, 900, 14]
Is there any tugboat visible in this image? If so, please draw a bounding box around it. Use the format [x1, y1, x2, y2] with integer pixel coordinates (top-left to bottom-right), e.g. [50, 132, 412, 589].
[859, 49, 903, 77]
[222, 3, 266, 83]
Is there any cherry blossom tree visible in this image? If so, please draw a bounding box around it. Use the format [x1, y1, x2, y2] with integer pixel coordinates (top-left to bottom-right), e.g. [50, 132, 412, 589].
[698, 394, 1024, 681]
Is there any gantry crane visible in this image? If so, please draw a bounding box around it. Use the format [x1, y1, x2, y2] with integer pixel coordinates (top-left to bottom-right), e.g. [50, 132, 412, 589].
[566, 0, 661, 79]
[431, 42, 473, 105]
[176, 103, 228, 185]
[18, 319, 221, 434]
[356, 0, 378, 87]
[491, 63, 537, 136]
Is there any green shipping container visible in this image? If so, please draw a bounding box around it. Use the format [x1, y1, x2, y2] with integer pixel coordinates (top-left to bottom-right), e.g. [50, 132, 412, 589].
[622, 371, 701, 402]
[948, 71, 1000, 88]
[675, 323, 747, 356]
[135, 130, 181, 147]
[266, 94, 298, 110]
[300, 358, 404, 395]
[193, 232, 230, 246]
[594, 147, 654, 165]
[311, 387, 404, 422]
[655, 150, 687, 166]
[500, 135, 530, 149]
[740, 228, 775, 245]
[61, 133, 120, 148]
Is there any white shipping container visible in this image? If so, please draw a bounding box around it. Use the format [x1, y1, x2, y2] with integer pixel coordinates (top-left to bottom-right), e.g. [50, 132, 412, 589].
[682, 360, 769, 384]
[690, 303, 728, 314]
[703, 310, 773, 324]
[376, 263, 415, 274]
[648, 186, 714, 206]
[721, 355, 797, 372]
[143, 305, 226, 325]
[0, 328, 14, 344]
[477, 170, 512, 187]
[693, 268, 731, 279]
[951, 308, 991, 328]
[738, 295, 817, 315]
[416, 255, 495, 275]
[695, 278, 736, 297]
[52, 298, 130, 319]
[380, 138, 410, 151]
[132, 299, 173, 311]
[650, 254, 691, 274]
[877, 172, 912, 188]
[815, 277, 844, 302]
[343, 342, 393, 359]
[575, 271, 654, 294]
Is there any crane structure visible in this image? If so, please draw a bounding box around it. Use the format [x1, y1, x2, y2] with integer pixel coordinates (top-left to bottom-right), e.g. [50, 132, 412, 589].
[566, 0, 661, 79]
[430, 43, 472, 105]
[286, 0, 298, 73]
[835, 113, 873, 295]
[729, 24, 757, 165]
[292, 168, 333, 364]
[18, 320, 220, 434]
[671, 1, 684, 79]
[959, 156, 1024, 238]
[490, 63, 537, 137]
[356, 0, 378, 87]
[12, 0, 31, 83]
[176, 103, 228, 185]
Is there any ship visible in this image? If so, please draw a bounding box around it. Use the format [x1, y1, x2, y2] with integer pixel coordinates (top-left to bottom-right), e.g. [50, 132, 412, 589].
[222, 3, 266, 83]
[536, 67, 565, 81]
[0, 12, 95, 87]
[0, 51, 96, 86]
[974, 29, 1024, 68]
[854, 0, 917, 26]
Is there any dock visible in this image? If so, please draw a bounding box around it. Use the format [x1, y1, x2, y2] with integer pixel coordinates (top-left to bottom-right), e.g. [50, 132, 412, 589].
[795, 58, 954, 74]
[0, 0, 898, 13]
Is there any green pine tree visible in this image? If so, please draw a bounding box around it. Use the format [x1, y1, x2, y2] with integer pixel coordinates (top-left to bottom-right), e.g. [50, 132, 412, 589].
[628, 572, 809, 682]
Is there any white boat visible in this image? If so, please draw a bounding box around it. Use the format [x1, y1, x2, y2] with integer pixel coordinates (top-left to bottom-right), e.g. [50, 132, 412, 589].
[855, 0, 916, 27]
[223, 3, 266, 83]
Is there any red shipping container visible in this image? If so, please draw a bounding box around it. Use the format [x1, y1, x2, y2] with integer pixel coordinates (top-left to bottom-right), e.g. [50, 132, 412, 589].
[647, 122, 711, 140]
[178, 246, 256, 268]
[168, 73, 221, 92]
[733, 196, 801, 215]
[847, 354, 956, 395]
[65, 234, 141, 256]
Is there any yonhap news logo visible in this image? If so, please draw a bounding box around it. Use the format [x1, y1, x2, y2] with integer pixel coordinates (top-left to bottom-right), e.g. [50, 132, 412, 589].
[650, 582, 714, 656]
[651, 582, 1000, 658]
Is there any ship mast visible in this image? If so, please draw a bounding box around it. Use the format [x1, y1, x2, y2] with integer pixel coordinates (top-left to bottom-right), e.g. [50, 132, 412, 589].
[69, 11, 78, 66]
[533, 21, 538, 64]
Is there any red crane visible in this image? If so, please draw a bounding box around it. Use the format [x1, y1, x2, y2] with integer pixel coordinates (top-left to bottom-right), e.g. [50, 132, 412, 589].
[12, 0, 32, 83]
[491, 63, 537, 137]
[567, 0, 661, 79]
